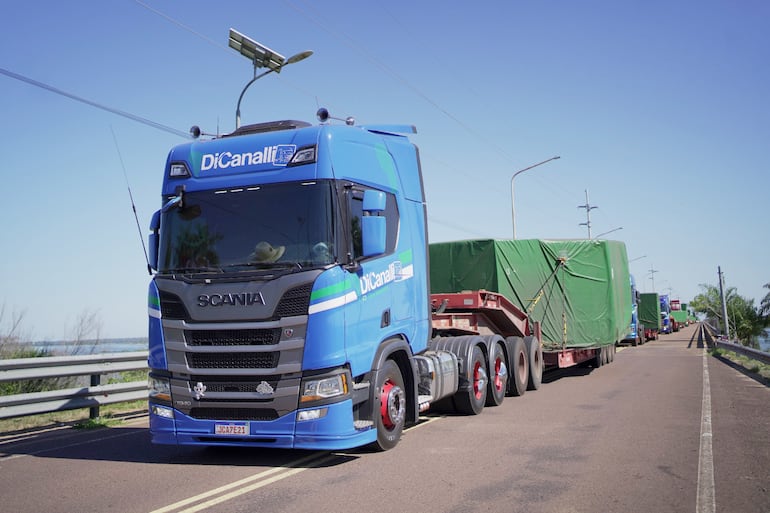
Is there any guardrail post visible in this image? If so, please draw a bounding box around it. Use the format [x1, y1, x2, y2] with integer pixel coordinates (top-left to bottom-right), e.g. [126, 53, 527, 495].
[90, 373, 101, 419]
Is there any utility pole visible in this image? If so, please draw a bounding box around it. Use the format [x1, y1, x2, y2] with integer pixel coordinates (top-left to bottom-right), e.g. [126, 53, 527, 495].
[718, 266, 730, 339]
[577, 189, 597, 238]
[648, 264, 659, 291]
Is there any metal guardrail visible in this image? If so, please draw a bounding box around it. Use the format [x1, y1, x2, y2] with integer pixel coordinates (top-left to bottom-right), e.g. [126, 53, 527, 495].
[714, 341, 770, 365]
[0, 351, 149, 420]
[702, 323, 770, 365]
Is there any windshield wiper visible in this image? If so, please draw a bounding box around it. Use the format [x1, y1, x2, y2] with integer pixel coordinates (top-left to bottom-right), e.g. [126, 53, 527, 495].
[224, 262, 303, 271]
[165, 266, 223, 273]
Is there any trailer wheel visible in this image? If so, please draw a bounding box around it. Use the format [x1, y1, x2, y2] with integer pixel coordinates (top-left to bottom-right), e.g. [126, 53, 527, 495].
[524, 335, 543, 390]
[593, 347, 604, 368]
[371, 359, 406, 451]
[505, 337, 528, 397]
[485, 341, 507, 407]
[453, 345, 487, 415]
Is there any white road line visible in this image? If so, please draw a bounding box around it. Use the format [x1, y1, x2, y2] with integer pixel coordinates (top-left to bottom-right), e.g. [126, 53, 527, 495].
[696, 345, 716, 513]
[149, 451, 330, 513]
[152, 417, 444, 512]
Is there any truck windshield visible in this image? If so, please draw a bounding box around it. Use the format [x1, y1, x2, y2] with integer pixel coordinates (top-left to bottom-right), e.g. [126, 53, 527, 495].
[158, 180, 336, 273]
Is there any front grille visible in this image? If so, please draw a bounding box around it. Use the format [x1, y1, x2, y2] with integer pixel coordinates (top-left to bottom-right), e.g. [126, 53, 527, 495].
[194, 380, 279, 393]
[186, 329, 280, 346]
[189, 407, 278, 421]
[160, 292, 189, 320]
[273, 283, 312, 318]
[187, 352, 279, 369]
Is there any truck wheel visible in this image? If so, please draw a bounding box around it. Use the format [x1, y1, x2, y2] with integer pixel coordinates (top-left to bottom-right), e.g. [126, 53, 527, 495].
[453, 345, 487, 415]
[593, 347, 604, 368]
[371, 359, 406, 451]
[505, 336, 528, 397]
[524, 335, 542, 391]
[485, 341, 507, 407]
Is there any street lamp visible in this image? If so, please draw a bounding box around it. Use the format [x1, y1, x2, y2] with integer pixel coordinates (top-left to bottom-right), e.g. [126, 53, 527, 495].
[229, 28, 313, 129]
[629, 255, 647, 263]
[511, 156, 560, 239]
[593, 226, 622, 239]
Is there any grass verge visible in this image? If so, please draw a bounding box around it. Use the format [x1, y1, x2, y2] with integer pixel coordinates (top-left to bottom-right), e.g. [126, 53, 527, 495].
[0, 399, 147, 435]
[710, 347, 770, 385]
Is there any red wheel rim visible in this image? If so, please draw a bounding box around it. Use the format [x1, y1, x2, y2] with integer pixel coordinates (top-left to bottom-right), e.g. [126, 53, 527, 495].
[493, 357, 504, 392]
[473, 361, 483, 399]
[380, 380, 396, 429]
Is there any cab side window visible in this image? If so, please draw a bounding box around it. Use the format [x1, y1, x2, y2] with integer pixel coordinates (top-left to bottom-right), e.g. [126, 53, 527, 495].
[347, 186, 399, 261]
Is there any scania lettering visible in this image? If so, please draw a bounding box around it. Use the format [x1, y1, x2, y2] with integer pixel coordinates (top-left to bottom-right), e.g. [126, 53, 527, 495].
[197, 292, 265, 307]
[147, 112, 626, 451]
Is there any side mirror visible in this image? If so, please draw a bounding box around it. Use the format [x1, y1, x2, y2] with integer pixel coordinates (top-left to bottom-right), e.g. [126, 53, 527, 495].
[148, 210, 161, 271]
[362, 190, 386, 257]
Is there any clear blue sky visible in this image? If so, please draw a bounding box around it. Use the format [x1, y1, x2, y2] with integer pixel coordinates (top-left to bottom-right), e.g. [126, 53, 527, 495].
[1, 0, 768, 340]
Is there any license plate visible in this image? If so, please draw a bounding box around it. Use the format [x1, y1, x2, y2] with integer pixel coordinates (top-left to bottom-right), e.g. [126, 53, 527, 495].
[214, 422, 249, 436]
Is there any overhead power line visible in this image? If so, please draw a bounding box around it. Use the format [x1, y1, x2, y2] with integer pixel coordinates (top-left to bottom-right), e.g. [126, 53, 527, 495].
[0, 67, 190, 139]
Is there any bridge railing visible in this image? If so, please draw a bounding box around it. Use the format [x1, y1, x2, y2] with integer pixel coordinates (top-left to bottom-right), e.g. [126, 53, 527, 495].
[0, 351, 148, 420]
[702, 322, 770, 365]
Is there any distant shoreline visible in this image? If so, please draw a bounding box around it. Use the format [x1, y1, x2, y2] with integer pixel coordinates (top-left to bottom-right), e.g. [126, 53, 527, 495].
[23, 337, 148, 356]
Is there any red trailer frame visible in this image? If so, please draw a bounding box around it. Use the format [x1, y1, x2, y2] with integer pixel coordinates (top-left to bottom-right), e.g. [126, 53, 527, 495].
[430, 290, 601, 369]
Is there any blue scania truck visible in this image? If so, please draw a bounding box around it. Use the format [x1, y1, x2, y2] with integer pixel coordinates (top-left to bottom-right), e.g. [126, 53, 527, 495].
[147, 110, 624, 451]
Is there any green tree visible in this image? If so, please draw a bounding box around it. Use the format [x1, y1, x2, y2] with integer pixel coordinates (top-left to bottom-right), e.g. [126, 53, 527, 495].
[760, 282, 770, 318]
[690, 283, 764, 348]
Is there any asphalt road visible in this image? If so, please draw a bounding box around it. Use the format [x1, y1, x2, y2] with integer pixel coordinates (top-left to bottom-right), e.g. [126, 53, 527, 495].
[1, 323, 768, 513]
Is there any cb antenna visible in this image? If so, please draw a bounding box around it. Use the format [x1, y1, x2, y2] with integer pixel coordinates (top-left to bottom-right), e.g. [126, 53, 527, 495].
[110, 126, 152, 275]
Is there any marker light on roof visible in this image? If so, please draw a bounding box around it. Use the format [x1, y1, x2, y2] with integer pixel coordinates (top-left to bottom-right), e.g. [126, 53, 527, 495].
[169, 163, 190, 177]
[287, 145, 316, 167]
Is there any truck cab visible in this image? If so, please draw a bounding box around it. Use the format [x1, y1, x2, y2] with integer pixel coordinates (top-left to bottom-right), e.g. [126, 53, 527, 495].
[146, 117, 431, 450]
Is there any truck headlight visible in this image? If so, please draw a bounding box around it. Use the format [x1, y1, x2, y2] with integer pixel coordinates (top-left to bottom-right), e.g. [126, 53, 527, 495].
[300, 373, 348, 403]
[149, 376, 171, 402]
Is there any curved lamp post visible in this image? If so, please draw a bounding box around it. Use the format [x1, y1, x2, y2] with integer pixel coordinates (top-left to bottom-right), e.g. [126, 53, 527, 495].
[229, 28, 312, 129]
[593, 226, 623, 240]
[511, 156, 560, 239]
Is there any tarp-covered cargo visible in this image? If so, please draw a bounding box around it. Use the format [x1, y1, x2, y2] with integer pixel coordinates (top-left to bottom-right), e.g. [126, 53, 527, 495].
[429, 239, 632, 349]
[670, 310, 689, 324]
[639, 293, 661, 330]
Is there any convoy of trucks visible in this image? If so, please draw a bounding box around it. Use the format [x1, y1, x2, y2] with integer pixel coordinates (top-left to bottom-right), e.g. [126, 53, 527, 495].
[659, 294, 673, 334]
[639, 292, 662, 341]
[669, 299, 689, 329]
[622, 275, 643, 346]
[144, 109, 687, 451]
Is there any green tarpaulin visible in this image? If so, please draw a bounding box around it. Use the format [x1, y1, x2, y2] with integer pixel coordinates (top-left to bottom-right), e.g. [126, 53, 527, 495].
[428, 239, 632, 349]
[639, 293, 662, 330]
[670, 310, 689, 323]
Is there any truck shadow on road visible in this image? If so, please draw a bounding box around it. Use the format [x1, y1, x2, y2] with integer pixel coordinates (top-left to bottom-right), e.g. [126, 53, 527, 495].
[687, 326, 708, 349]
[0, 422, 360, 468]
[542, 365, 594, 384]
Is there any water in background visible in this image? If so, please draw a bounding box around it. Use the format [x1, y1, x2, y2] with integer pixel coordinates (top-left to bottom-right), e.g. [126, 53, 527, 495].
[760, 329, 770, 353]
[26, 337, 147, 356]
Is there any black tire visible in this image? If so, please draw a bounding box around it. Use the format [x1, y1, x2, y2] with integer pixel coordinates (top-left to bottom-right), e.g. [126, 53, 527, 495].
[453, 344, 487, 415]
[485, 341, 507, 407]
[524, 335, 542, 391]
[593, 347, 604, 368]
[370, 359, 406, 451]
[632, 336, 638, 347]
[505, 336, 528, 397]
